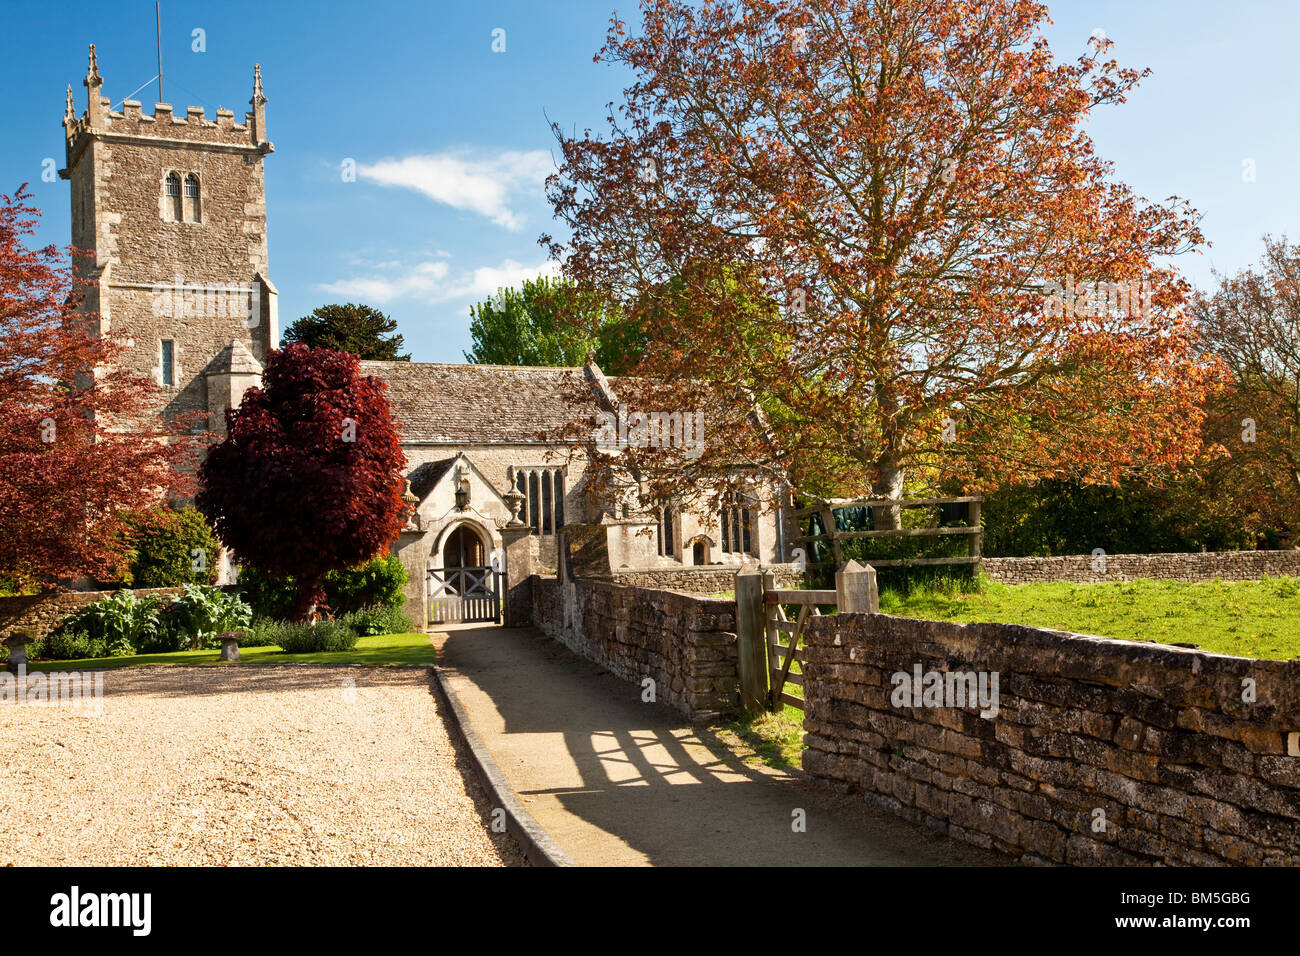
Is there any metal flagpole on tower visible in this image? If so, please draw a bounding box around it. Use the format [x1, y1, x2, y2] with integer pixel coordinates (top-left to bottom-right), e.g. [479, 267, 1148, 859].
[156, 2, 164, 103]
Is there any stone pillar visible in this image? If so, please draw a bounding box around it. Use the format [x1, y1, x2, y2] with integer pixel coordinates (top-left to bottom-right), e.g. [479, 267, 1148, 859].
[501, 526, 533, 628]
[392, 529, 430, 632]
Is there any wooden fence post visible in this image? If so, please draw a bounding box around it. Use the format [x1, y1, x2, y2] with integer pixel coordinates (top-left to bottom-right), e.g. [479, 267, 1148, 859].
[735, 567, 769, 714]
[968, 498, 983, 562]
[836, 559, 879, 614]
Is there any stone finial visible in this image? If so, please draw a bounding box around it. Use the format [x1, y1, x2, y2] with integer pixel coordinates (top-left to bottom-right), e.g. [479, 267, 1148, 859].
[251, 64, 266, 105]
[65, 85, 74, 120]
[503, 487, 526, 528]
[401, 478, 422, 531]
[249, 64, 268, 146]
[84, 44, 106, 128]
[85, 44, 102, 88]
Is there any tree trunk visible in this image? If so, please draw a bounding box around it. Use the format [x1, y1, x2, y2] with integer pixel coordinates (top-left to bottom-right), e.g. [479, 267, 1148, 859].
[294, 577, 328, 623]
[872, 458, 905, 530]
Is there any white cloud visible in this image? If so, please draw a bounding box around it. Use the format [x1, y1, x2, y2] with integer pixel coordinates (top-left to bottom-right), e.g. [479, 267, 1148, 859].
[318, 260, 450, 303]
[318, 257, 558, 305]
[358, 150, 554, 231]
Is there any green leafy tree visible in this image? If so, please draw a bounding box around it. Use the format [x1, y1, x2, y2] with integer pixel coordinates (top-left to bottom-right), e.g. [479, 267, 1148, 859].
[465, 275, 645, 373]
[125, 506, 221, 587]
[283, 303, 411, 360]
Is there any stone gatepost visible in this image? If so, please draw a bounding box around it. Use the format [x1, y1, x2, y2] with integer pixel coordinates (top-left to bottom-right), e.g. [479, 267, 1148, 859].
[392, 528, 430, 632]
[501, 525, 533, 628]
[500, 486, 532, 627]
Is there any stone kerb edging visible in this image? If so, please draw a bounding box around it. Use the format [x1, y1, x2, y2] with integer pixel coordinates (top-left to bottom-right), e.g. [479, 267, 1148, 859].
[430, 667, 576, 867]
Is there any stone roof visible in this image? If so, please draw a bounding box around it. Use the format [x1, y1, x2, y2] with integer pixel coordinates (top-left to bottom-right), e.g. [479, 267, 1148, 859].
[406, 456, 458, 499]
[206, 339, 263, 375]
[360, 361, 609, 445]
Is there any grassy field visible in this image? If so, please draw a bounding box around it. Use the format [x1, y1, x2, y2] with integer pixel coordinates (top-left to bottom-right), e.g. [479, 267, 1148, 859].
[712, 574, 1300, 772]
[26, 632, 435, 672]
[880, 576, 1300, 660]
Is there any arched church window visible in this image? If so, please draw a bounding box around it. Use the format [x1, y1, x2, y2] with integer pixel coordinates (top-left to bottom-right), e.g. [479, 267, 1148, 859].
[164, 171, 182, 221]
[184, 173, 201, 222]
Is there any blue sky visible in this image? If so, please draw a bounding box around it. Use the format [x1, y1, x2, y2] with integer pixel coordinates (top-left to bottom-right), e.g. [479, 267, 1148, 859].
[3, 0, 1299, 362]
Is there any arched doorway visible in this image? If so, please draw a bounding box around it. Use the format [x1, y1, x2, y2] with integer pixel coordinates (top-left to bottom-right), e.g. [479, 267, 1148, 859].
[429, 522, 498, 624]
[443, 524, 485, 568]
[688, 536, 712, 566]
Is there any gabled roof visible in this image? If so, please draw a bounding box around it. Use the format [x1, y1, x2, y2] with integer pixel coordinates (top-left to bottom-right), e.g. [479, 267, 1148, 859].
[206, 339, 263, 375]
[360, 360, 612, 445]
[406, 456, 458, 500]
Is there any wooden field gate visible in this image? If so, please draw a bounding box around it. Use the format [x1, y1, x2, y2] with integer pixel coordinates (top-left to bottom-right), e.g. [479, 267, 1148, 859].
[735, 561, 878, 714]
[790, 495, 983, 573]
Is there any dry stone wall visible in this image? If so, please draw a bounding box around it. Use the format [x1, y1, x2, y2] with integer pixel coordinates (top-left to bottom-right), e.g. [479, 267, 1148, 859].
[610, 564, 805, 593]
[532, 576, 739, 719]
[982, 550, 1300, 585]
[0, 587, 183, 642]
[801, 612, 1300, 865]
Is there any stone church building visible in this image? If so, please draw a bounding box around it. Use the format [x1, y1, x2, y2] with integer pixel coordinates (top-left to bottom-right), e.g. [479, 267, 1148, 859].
[61, 49, 791, 628]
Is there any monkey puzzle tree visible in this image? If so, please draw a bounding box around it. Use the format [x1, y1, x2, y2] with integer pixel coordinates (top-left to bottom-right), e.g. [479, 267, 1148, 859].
[196, 343, 408, 620]
[0, 185, 190, 589]
[283, 303, 411, 360]
[543, 0, 1216, 527]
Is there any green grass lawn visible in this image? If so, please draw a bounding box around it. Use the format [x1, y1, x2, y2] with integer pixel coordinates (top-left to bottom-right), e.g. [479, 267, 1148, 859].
[881, 576, 1300, 661]
[715, 574, 1300, 771]
[27, 632, 434, 672]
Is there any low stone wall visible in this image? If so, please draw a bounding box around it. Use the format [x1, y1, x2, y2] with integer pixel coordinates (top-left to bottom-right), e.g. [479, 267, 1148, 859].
[610, 563, 805, 593]
[0, 587, 184, 642]
[532, 576, 739, 719]
[802, 612, 1300, 865]
[982, 550, 1300, 585]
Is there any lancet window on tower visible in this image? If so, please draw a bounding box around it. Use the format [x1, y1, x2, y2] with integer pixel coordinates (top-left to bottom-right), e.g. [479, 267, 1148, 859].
[184, 173, 201, 222]
[164, 172, 182, 221]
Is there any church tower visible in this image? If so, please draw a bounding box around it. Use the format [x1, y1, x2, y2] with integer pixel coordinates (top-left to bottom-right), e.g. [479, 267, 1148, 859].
[60, 45, 276, 434]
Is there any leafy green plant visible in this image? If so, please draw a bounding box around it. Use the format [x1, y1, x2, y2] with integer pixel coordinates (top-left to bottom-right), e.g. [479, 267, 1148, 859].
[337, 605, 413, 637]
[170, 584, 253, 650]
[31, 630, 110, 661]
[60, 590, 163, 655]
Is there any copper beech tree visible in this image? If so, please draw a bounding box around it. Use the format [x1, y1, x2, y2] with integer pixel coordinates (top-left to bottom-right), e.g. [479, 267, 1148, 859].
[544, 0, 1218, 527]
[0, 185, 189, 589]
[196, 344, 408, 620]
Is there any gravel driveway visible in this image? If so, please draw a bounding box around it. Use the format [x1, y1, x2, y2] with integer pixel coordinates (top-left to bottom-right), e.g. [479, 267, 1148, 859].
[0, 666, 525, 866]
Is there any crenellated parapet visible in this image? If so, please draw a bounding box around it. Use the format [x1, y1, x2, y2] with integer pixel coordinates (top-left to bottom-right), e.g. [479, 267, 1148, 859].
[62, 46, 271, 178]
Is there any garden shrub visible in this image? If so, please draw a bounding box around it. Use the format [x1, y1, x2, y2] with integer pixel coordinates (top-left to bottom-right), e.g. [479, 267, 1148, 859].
[238, 618, 284, 647]
[58, 590, 164, 655]
[338, 605, 412, 636]
[125, 506, 221, 587]
[237, 554, 408, 619]
[32, 630, 109, 661]
[274, 620, 359, 653]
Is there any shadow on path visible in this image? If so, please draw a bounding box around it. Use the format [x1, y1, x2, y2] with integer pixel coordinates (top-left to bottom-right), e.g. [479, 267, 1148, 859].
[436, 624, 1010, 867]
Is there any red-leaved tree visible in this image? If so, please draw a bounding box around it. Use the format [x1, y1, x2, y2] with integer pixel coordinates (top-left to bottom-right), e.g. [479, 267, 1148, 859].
[0, 185, 189, 590]
[196, 343, 408, 619]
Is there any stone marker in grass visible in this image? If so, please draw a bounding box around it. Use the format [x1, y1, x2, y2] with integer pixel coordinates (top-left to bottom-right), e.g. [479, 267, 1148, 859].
[218, 632, 242, 662]
[3, 629, 35, 674]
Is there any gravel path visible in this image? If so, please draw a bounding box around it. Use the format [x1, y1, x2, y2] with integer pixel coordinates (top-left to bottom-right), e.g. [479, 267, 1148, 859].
[0, 666, 525, 866]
